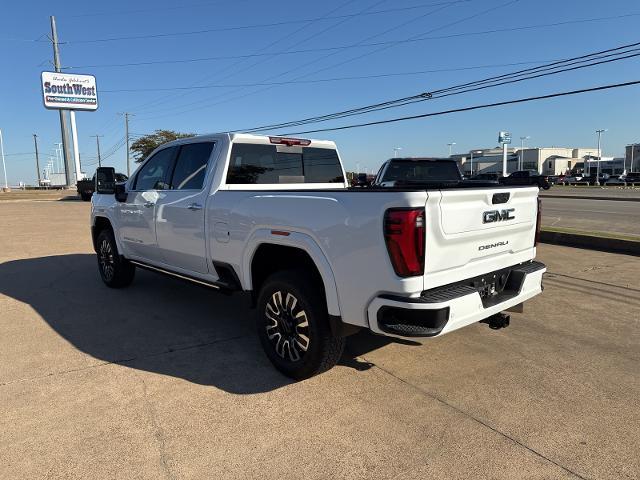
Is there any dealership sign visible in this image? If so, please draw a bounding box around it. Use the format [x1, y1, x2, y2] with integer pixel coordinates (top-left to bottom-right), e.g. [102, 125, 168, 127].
[41, 72, 98, 111]
[498, 131, 511, 144]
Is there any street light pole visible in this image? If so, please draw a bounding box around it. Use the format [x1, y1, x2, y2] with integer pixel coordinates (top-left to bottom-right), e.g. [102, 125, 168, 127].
[519, 136, 530, 170]
[393, 147, 402, 158]
[595, 129, 607, 186]
[447, 142, 456, 157]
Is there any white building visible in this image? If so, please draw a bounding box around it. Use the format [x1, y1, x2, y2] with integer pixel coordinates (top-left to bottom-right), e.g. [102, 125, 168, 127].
[454, 146, 601, 176]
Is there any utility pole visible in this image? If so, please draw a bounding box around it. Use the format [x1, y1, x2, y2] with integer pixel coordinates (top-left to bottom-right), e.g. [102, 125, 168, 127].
[0, 129, 7, 190]
[91, 135, 103, 168]
[120, 113, 135, 176]
[595, 129, 607, 186]
[50, 16, 74, 188]
[33, 134, 41, 186]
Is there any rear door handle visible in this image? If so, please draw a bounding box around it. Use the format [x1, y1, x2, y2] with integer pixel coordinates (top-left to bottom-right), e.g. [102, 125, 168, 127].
[187, 203, 203, 211]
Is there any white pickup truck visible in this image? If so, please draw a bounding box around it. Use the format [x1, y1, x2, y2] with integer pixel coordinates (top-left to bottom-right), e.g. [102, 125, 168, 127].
[91, 133, 545, 379]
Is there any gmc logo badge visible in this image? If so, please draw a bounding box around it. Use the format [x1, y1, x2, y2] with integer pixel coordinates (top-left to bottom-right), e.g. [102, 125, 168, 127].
[483, 208, 515, 223]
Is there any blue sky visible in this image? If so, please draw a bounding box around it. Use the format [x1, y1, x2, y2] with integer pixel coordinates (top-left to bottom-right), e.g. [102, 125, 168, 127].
[1, 0, 640, 184]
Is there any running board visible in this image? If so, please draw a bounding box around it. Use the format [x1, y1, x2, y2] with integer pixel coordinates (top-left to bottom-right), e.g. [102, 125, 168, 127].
[129, 260, 236, 292]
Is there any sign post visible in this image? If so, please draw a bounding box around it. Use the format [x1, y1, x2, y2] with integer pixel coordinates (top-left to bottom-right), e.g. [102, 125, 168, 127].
[498, 131, 511, 177]
[41, 71, 98, 184]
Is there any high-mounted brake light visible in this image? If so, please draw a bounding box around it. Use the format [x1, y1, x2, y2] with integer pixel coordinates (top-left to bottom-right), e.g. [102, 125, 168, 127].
[534, 198, 542, 246]
[269, 136, 311, 146]
[384, 208, 425, 277]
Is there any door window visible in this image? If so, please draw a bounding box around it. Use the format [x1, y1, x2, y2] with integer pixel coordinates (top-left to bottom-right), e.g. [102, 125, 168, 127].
[134, 147, 176, 190]
[170, 142, 215, 190]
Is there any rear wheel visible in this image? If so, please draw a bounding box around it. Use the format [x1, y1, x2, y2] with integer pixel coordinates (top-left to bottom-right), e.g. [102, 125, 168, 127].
[80, 192, 92, 201]
[256, 270, 344, 379]
[96, 229, 135, 288]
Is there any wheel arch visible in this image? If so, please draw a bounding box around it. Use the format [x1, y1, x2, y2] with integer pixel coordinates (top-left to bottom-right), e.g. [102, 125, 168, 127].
[243, 230, 341, 318]
[91, 216, 122, 254]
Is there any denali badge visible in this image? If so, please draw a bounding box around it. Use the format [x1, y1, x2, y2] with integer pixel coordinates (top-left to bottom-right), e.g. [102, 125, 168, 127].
[483, 208, 515, 223]
[479, 241, 509, 251]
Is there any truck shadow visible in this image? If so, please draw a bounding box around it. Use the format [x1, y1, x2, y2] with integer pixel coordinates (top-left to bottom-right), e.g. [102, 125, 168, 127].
[0, 254, 415, 394]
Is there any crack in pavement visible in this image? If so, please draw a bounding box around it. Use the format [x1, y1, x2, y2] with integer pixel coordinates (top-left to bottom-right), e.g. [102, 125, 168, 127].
[135, 370, 175, 480]
[366, 360, 590, 480]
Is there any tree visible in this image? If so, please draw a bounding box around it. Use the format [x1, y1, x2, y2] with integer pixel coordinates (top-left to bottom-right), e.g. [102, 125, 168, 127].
[130, 130, 195, 162]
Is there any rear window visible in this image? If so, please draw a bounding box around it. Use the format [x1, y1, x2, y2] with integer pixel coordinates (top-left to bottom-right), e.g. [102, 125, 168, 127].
[226, 143, 344, 184]
[381, 160, 462, 183]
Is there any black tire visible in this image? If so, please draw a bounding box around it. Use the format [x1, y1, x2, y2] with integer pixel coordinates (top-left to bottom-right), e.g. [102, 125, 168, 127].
[80, 192, 92, 201]
[96, 229, 136, 288]
[256, 270, 345, 380]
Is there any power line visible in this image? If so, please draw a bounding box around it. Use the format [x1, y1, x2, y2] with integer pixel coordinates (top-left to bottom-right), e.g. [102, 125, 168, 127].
[147, 0, 515, 121]
[136, 0, 465, 119]
[68, 0, 249, 18]
[239, 41, 640, 132]
[64, 12, 640, 70]
[100, 60, 560, 93]
[125, 0, 363, 114]
[64, 1, 468, 44]
[280, 80, 640, 135]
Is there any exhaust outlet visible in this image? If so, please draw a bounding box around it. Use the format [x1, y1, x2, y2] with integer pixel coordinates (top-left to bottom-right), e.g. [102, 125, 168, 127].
[481, 312, 510, 330]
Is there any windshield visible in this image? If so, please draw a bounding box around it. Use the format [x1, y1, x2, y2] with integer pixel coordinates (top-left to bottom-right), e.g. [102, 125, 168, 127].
[379, 160, 462, 184]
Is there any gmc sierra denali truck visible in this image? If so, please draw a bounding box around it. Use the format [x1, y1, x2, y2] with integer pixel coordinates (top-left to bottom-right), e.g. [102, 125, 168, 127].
[91, 133, 545, 379]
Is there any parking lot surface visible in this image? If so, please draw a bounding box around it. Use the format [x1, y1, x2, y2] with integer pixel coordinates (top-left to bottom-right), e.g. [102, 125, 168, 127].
[1, 199, 638, 480]
[542, 197, 640, 238]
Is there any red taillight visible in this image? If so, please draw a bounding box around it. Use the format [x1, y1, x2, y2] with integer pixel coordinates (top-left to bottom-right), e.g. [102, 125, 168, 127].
[535, 198, 542, 246]
[384, 208, 425, 277]
[269, 136, 311, 146]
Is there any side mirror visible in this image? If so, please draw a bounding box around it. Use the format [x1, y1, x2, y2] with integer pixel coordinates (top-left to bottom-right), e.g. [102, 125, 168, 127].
[96, 167, 116, 194]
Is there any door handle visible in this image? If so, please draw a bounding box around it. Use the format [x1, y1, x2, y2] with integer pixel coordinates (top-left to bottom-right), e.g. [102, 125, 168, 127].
[187, 203, 203, 211]
[143, 202, 155, 208]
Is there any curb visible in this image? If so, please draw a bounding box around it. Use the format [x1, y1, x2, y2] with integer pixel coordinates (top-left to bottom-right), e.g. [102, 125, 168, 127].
[539, 230, 640, 256]
[540, 194, 640, 202]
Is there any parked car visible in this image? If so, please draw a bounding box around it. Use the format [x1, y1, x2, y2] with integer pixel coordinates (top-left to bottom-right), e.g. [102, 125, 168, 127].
[499, 170, 551, 190]
[547, 175, 566, 185]
[77, 172, 128, 201]
[351, 172, 372, 187]
[373, 157, 504, 187]
[470, 172, 502, 182]
[604, 176, 626, 185]
[623, 172, 640, 184]
[91, 134, 545, 379]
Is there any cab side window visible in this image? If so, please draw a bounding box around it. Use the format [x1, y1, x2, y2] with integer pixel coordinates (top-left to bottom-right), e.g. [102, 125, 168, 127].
[170, 142, 215, 190]
[134, 147, 176, 190]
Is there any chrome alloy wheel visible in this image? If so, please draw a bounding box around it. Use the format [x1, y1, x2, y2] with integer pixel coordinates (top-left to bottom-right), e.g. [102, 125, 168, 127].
[265, 291, 310, 362]
[99, 239, 115, 281]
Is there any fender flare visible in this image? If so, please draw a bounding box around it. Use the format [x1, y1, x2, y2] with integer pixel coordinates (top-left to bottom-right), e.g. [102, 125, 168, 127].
[92, 214, 125, 255]
[242, 229, 342, 317]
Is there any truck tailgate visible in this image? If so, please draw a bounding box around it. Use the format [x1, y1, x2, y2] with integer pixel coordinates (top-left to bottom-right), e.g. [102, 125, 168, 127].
[423, 186, 539, 289]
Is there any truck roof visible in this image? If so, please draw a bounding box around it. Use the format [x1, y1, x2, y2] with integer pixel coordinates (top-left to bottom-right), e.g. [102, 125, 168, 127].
[160, 132, 338, 150]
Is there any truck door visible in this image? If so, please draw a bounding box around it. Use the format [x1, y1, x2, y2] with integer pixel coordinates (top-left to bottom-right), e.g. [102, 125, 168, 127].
[154, 142, 215, 275]
[116, 147, 176, 262]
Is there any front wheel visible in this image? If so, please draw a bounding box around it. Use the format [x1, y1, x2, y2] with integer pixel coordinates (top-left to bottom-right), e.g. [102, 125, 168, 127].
[96, 229, 135, 288]
[256, 270, 345, 380]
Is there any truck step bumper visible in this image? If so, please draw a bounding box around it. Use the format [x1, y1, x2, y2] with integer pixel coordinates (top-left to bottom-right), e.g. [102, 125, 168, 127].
[368, 261, 546, 338]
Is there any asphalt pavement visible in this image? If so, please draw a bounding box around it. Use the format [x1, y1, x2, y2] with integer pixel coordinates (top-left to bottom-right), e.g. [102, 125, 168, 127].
[542, 196, 640, 238]
[1, 199, 639, 480]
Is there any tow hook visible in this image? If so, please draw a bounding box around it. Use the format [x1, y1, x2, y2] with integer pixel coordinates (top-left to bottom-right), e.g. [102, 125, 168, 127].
[481, 312, 510, 330]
